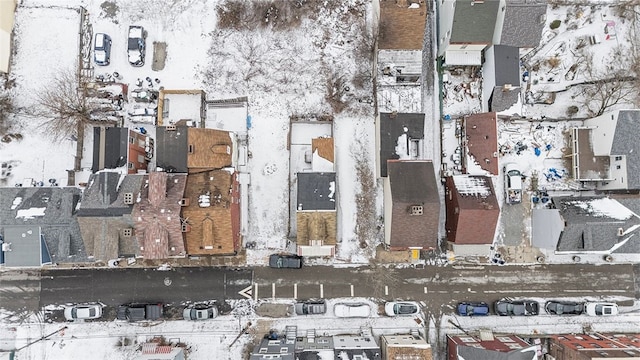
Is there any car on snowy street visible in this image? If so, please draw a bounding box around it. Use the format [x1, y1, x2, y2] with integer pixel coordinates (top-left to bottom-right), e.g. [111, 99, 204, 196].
[117, 303, 163, 322]
[334, 303, 371, 318]
[294, 300, 327, 315]
[93, 33, 111, 66]
[585, 302, 618, 316]
[127, 25, 145, 67]
[494, 299, 539, 316]
[183, 304, 219, 320]
[268, 254, 302, 269]
[384, 301, 420, 317]
[545, 301, 584, 315]
[457, 302, 490, 316]
[64, 303, 103, 321]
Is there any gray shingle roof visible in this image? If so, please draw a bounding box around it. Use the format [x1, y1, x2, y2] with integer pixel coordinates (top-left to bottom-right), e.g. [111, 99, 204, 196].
[77, 172, 145, 217]
[297, 172, 336, 211]
[91, 127, 128, 172]
[379, 113, 425, 177]
[500, 0, 547, 48]
[611, 110, 640, 189]
[490, 86, 520, 112]
[451, 0, 500, 43]
[0, 187, 88, 263]
[156, 126, 188, 173]
[494, 45, 520, 86]
[458, 345, 536, 360]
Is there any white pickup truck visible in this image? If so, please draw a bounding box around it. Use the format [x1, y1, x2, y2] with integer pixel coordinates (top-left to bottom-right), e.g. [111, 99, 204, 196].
[504, 163, 523, 204]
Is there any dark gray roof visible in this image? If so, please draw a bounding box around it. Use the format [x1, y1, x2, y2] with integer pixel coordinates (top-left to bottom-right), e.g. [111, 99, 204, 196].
[494, 45, 520, 87]
[297, 172, 336, 211]
[451, 0, 500, 43]
[379, 113, 425, 177]
[458, 345, 536, 360]
[554, 196, 640, 253]
[91, 127, 128, 172]
[250, 338, 295, 360]
[0, 187, 88, 263]
[1, 225, 50, 267]
[388, 160, 439, 203]
[490, 86, 520, 112]
[611, 110, 640, 189]
[77, 172, 145, 217]
[500, 0, 547, 48]
[156, 126, 188, 173]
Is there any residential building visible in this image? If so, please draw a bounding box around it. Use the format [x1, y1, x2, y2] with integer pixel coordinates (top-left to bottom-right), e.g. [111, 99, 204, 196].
[548, 333, 640, 359]
[445, 175, 499, 255]
[447, 334, 537, 360]
[0, 186, 84, 266]
[380, 331, 432, 360]
[377, 112, 425, 178]
[570, 110, 640, 191]
[464, 112, 499, 175]
[91, 127, 153, 174]
[482, 46, 521, 112]
[133, 342, 185, 360]
[384, 160, 440, 254]
[250, 326, 297, 360]
[333, 333, 382, 360]
[157, 89, 206, 126]
[77, 172, 145, 261]
[182, 169, 240, 256]
[132, 172, 187, 259]
[0, 0, 16, 74]
[295, 329, 334, 359]
[498, 0, 547, 49]
[296, 172, 337, 257]
[376, 0, 427, 86]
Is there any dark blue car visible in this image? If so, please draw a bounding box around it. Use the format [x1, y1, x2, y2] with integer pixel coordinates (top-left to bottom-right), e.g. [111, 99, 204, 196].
[457, 301, 490, 316]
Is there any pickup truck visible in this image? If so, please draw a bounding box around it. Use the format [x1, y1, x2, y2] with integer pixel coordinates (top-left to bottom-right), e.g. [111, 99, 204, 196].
[504, 163, 522, 204]
[117, 303, 163, 322]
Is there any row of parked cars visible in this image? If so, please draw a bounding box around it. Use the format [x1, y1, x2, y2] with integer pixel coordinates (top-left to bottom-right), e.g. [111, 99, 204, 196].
[64, 302, 219, 322]
[294, 300, 421, 318]
[93, 25, 146, 67]
[457, 299, 619, 316]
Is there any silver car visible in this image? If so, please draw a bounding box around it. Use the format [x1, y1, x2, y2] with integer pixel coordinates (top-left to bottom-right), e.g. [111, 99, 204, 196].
[64, 304, 103, 321]
[183, 305, 219, 320]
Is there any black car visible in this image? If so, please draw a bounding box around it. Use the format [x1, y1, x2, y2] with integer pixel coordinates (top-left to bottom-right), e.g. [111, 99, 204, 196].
[117, 303, 163, 322]
[127, 25, 145, 66]
[269, 254, 302, 269]
[545, 301, 584, 315]
[494, 299, 539, 316]
[294, 300, 326, 315]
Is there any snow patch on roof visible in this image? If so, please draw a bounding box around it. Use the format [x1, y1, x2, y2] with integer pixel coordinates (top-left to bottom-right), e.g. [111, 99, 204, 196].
[570, 198, 636, 220]
[16, 207, 46, 220]
[453, 176, 492, 197]
[395, 133, 411, 160]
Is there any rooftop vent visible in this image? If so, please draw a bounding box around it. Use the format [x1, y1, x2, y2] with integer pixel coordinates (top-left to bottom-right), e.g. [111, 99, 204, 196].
[124, 193, 134, 205]
[166, 125, 177, 131]
[410, 205, 424, 216]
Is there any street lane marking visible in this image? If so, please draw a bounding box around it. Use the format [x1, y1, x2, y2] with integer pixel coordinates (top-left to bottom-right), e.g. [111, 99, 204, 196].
[254, 283, 258, 301]
[272, 283, 275, 300]
[294, 283, 298, 299]
[424, 286, 428, 294]
[350, 284, 354, 297]
[238, 285, 252, 299]
[385, 286, 389, 296]
[320, 284, 324, 298]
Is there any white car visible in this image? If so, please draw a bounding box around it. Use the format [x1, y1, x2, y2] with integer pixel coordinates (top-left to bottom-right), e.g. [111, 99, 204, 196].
[504, 163, 523, 204]
[384, 301, 420, 317]
[334, 303, 371, 318]
[64, 304, 103, 321]
[585, 302, 618, 316]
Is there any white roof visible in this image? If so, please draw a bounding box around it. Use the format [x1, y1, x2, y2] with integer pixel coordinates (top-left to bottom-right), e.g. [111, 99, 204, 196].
[445, 50, 482, 66]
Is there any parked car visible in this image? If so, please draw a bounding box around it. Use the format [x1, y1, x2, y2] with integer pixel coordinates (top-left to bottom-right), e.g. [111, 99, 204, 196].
[294, 300, 327, 315]
[545, 301, 584, 315]
[384, 301, 420, 317]
[117, 303, 163, 322]
[128, 106, 157, 117]
[183, 304, 218, 320]
[334, 303, 371, 318]
[585, 302, 618, 316]
[504, 163, 523, 204]
[64, 304, 103, 321]
[494, 299, 539, 316]
[457, 302, 490, 316]
[93, 33, 112, 66]
[269, 254, 302, 269]
[127, 25, 145, 66]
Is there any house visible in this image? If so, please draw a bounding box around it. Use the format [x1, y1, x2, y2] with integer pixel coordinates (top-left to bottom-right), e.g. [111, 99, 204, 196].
[77, 172, 145, 261]
[437, 0, 504, 66]
[548, 333, 640, 359]
[0, 0, 16, 74]
[250, 326, 297, 360]
[377, 112, 425, 178]
[157, 89, 206, 126]
[498, 0, 547, 49]
[0, 187, 85, 266]
[464, 112, 498, 175]
[156, 125, 235, 174]
[447, 334, 537, 360]
[380, 331, 432, 360]
[481, 46, 521, 112]
[182, 169, 240, 256]
[377, 0, 427, 86]
[133, 342, 185, 360]
[445, 175, 499, 255]
[384, 160, 440, 254]
[333, 333, 382, 360]
[91, 127, 153, 174]
[295, 329, 334, 360]
[533, 196, 640, 256]
[132, 172, 187, 259]
[570, 110, 640, 191]
[296, 172, 337, 257]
